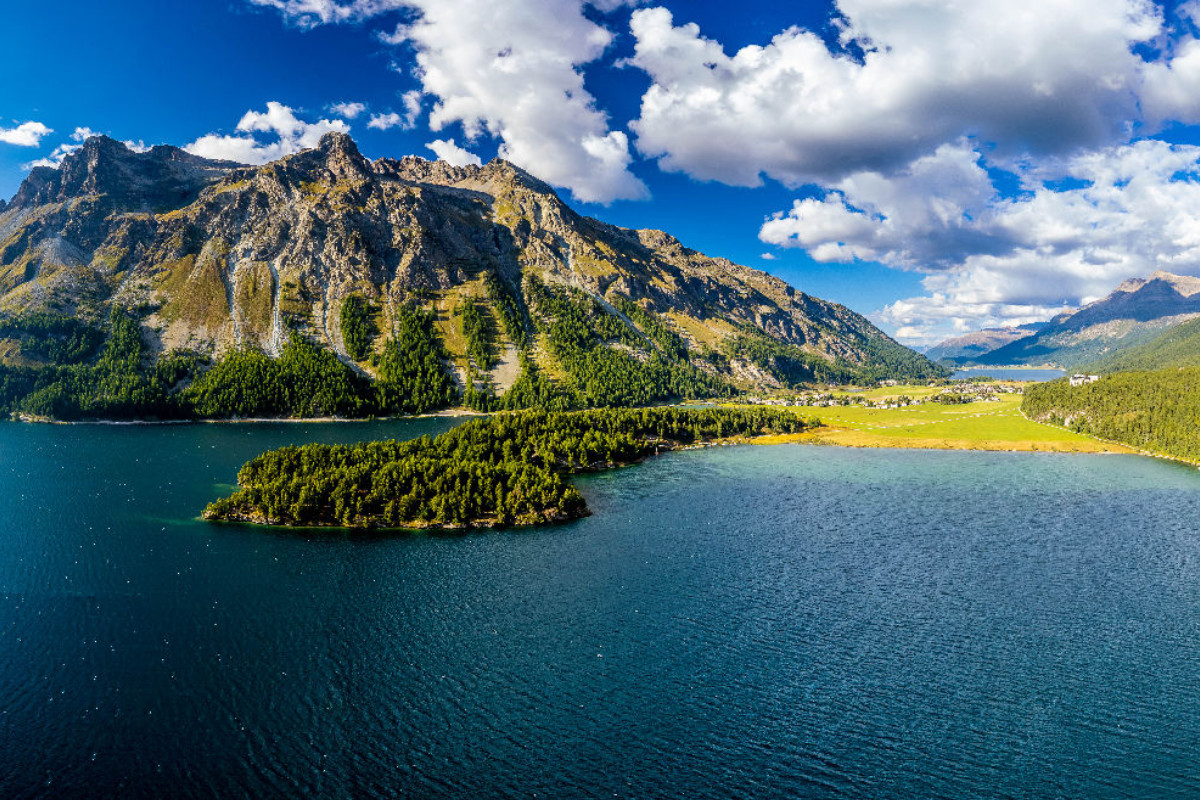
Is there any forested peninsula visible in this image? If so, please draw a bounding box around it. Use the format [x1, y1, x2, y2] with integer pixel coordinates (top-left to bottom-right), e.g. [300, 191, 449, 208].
[203, 407, 815, 530]
[1022, 367, 1200, 462]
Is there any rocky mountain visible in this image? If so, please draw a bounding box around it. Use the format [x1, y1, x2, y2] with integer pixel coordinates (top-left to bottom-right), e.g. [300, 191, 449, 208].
[976, 270, 1200, 369]
[925, 323, 1046, 365]
[0, 133, 941, 404]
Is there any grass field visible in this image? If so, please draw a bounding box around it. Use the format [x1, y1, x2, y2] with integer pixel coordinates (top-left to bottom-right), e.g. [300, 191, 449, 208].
[744, 391, 1134, 454]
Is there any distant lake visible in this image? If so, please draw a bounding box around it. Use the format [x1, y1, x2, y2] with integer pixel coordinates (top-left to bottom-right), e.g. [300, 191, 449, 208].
[954, 366, 1065, 381]
[3, 420, 1200, 798]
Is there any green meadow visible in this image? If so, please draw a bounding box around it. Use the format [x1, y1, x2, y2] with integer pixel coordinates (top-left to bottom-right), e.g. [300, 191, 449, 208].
[746, 389, 1132, 454]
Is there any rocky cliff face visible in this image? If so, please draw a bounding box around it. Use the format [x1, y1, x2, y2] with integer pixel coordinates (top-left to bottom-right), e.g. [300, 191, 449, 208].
[978, 271, 1200, 369]
[0, 133, 939, 389]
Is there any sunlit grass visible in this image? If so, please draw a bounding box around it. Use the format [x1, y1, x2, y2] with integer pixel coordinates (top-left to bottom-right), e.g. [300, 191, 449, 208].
[742, 393, 1135, 454]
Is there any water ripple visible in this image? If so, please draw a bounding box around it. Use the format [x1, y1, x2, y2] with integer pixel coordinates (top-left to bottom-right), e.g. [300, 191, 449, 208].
[2, 428, 1200, 797]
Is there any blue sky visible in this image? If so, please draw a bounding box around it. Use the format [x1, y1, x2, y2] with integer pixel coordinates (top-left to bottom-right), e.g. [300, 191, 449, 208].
[5, 0, 1200, 345]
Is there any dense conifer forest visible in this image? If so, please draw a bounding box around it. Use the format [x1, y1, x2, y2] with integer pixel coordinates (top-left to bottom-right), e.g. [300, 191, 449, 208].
[0, 308, 458, 420]
[204, 406, 815, 529]
[0, 311, 200, 419]
[525, 277, 733, 407]
[338, 295, 377, 362]
[1023, 368, 1200, 461]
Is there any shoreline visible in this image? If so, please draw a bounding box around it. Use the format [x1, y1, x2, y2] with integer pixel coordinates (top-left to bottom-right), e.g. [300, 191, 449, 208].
[756, 426, 1137, 456]
[1017, 409, 1200, 468]
[11, 403, 1185, 469]
[952, 364, 1063, 371]
[11, 408, 485, 426]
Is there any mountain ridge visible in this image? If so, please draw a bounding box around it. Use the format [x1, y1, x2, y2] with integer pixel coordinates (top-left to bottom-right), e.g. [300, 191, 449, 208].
[0, 132, 942, 414]
[972, 270, 1200, 369]
[925, 322, 1047, 364]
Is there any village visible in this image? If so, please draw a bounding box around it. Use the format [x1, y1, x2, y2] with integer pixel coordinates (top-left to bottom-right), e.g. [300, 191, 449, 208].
[742, 379, 1026, 410]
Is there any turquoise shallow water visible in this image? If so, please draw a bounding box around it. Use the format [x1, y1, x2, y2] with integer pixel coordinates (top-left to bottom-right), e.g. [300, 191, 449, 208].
[2, 420, 1200, 798]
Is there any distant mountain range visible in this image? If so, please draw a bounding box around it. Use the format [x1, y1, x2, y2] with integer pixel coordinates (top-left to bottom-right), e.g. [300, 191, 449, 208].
[924, 323, 1046, 364]
[928, 270, 1200, 370]
[0, 133, 942, 404]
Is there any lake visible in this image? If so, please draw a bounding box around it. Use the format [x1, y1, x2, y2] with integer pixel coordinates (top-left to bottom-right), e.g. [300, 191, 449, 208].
[953, 367, 1066, 382]
[2, 419, 1200, 798]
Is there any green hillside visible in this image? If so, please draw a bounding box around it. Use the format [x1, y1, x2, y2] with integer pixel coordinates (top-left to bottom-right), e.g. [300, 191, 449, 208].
[1082, 315, 1200, 372]
[1023, 368, 1200, 462]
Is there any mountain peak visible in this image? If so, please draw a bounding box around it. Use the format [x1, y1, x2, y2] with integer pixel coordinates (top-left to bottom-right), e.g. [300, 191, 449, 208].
[317, 130, 360, 158]
[1113, 275, 1148, 294]
[274, 130, 373, 184]
[1146, 269, 1200, 297]
[976, 268, 1200, 368]
[479, 158, 556, 195]
[80, 134, 129, 153]
[1115, 270, 1200, 298]
[370, 152, 558, 200]
[6, 134, 239, 212]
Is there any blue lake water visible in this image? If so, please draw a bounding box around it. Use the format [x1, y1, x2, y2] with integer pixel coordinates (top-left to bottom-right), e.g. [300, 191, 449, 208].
[2, 419, 1200, 798]
[953, 367, 1066, 382]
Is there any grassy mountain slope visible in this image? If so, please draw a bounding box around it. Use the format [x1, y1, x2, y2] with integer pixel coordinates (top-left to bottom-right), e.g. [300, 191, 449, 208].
[1080, 314, 1200, 372]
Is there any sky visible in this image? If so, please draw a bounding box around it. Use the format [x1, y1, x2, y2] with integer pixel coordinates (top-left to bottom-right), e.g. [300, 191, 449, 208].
[6, 0, 1200, 346]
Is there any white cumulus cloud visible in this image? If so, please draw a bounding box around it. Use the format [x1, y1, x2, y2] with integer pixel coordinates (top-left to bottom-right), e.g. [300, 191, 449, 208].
[761, 142, 1002, 268]
[249, 0, 646, 203]
[248, 0, 409, 28]
[184, 102, 349, 164]
[627, 1, 1164, 186]
[0, 121, 53, 147]
[390, 0, 647, 203]
[330, 101, 367, 119]
[366, 92, 423, 131]
[368, 112, 404, 130]
[401, 90, 422, 126]
[764, 140, 1200, 344]
[426, 138, 481, 167]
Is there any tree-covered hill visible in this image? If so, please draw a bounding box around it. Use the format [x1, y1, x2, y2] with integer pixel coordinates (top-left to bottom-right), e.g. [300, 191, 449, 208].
[1022, 368, 1200, 462]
